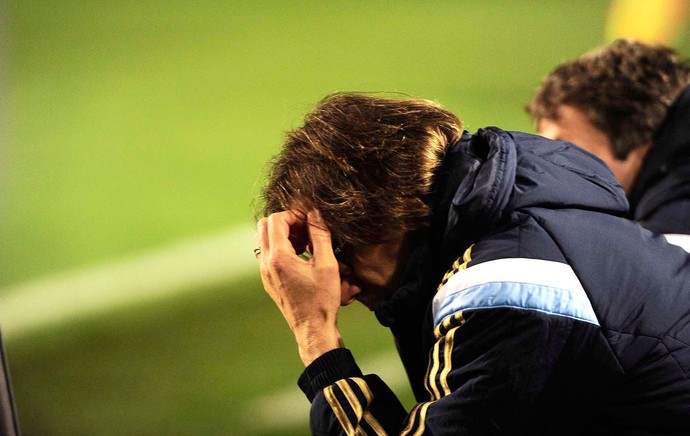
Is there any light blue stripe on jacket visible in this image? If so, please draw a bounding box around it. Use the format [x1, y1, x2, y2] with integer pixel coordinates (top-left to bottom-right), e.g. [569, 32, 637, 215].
[433, 258, 599, 327]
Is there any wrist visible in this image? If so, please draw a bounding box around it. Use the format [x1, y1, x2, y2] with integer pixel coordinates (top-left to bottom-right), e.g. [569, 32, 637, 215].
[294, 323, 343, 366]
[298, 348, 362, 401]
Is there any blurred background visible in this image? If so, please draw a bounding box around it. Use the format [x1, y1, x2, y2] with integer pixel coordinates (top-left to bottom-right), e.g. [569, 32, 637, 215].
[1, 1, 688, 434]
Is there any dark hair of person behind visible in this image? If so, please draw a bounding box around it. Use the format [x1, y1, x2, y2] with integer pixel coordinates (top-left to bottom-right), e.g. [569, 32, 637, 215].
[527, 39, 690, 159]
[260, 93, 464, 247]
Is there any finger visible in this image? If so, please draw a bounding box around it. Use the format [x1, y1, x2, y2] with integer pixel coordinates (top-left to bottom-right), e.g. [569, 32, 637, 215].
[307, 210, 337, 265]
[257, 218, 277, 292]
[267, 211, 305, 256]
[257, 217, 269, 250]
[256, 217, 269, 265]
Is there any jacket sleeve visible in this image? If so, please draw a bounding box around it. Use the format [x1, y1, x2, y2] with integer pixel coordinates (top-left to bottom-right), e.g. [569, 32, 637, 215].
[298, 307, 600, 435]
[298, 348, 407, 435]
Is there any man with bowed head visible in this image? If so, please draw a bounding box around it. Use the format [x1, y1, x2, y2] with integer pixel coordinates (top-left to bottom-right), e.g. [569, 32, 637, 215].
[528, 39, 690, 250]
[255, 93, 690, 434]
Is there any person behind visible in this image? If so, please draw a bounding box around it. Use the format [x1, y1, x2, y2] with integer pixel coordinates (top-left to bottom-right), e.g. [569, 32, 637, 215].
[527, 39, 690, 250]
[255, 93, 690, 435]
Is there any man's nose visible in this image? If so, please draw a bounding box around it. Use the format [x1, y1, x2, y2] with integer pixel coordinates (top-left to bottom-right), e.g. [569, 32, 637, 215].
[340, 278, 362, 306]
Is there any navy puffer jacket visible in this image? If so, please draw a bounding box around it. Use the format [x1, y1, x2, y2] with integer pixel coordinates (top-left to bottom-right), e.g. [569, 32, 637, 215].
[299, 128, 690, 435]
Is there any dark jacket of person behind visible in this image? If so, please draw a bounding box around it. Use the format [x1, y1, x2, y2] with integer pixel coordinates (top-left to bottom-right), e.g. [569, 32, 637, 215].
[630, 85, 690, 237]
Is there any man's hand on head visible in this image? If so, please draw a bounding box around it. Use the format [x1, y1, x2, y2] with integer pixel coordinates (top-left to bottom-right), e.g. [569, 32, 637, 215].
[256, 210, 344, 366]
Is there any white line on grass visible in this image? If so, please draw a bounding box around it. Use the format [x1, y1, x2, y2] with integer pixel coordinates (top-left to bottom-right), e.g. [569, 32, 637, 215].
[0, 221, 415, 431]
[0, 225, 257, 338]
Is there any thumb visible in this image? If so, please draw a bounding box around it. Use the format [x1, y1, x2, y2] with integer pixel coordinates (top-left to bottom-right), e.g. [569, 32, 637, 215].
[307, 210, 337, 264]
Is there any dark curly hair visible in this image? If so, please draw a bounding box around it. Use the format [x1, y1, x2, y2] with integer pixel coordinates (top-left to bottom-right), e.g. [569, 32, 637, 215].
[260, 92, 464, 247]
[527, 39, 690, 159]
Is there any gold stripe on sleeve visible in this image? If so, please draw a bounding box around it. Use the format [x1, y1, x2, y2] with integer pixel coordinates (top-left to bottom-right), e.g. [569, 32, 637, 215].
[400, 403, 422, 435]
[351, 378, 386, 435]
[351, 377, 372, 403]
[401, 402, 432, 436]
[437, 244, 474, 290]
[440, 312, 465, 396]
[407, 311, 469, 434]
[439, 326, 459, 396]
[336, 379, 363, 419]
[427, 338, 442, 400]
[434, 313, 455, 340]
[462, 244, 473, 265]
[324, 385, 355, 436]
[335, 379, 378, 436]
[412, 403, 432, 436]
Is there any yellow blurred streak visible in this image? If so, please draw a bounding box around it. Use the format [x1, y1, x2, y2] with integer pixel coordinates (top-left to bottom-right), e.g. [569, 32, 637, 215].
[605, 0, 690, 45]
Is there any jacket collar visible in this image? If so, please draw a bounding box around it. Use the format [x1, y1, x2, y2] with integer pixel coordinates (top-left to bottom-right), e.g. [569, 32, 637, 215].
[374, 127, 517, 327]
[374, 126, 627, 327]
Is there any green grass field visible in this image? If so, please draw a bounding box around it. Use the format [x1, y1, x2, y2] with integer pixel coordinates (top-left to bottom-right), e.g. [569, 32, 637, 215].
[2, 1, 688, 434]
